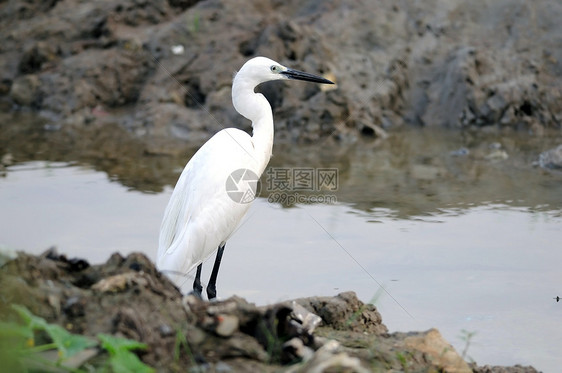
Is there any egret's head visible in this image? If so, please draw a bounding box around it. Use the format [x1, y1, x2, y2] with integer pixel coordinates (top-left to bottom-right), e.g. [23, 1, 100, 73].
[234, 56, 334, 87]
[232, 56, 334, 123]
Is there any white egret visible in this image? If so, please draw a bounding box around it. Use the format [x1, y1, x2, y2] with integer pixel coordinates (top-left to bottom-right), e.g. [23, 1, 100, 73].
[157, 56, 334, 299]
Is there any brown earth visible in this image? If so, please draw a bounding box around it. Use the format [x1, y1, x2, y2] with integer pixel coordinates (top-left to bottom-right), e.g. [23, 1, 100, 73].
[0, 0, 561, 154]
[0, 248, 540, 372]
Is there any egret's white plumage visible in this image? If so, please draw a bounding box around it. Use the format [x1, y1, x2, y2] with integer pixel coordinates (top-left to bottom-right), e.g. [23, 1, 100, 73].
[157, 56, 333, 298]
[157, 128, 257, 284]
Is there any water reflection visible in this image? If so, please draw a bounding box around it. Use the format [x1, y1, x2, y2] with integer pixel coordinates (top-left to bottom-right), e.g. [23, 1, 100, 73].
[0, 112, 197, 193]
[2, 113, 560, 218]
[268, 126, 562, 217]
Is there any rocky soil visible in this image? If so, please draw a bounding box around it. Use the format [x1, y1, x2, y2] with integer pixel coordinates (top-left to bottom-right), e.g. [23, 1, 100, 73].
[0, 249, 540, 372]
[1, 0, 561, 153]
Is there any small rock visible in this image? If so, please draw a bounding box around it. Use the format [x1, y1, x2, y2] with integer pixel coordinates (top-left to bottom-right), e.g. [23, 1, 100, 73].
[318, 339, 340, 354]
[291, 339, 370, 373]
[404, 328, 471, 373]
[471, 364, 540, 373]
[485, 149, 509, 161]
[158, 323, 174, 337]
[10, 75, 40, 106]
[283, 337, 314, 362]
[215, 314, 239, 337]
[539, 145, 562, 170]
[171, 45, 185, 55]
[292, 301, 321, 334]
[214, 361, 232, 372]
[186, 326, 206, 345]
[296, 292, 387, 334]
[91, 272, 147, 293]
[207, 300, 238, 315]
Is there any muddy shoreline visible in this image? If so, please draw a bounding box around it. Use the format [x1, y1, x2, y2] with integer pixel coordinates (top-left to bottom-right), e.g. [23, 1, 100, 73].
[1, 0, 561, 154]
[0, 248, 539, 372]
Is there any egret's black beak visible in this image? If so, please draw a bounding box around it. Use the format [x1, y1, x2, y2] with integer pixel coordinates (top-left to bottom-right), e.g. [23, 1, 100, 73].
[281, 68, 334, 84]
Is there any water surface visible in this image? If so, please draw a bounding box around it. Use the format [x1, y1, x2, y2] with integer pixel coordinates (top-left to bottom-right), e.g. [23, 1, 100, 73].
[1, 125, 561, 372]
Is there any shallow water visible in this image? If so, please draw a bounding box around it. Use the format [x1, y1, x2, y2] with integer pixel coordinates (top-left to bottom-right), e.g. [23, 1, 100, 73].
[1, 125, 562, 372]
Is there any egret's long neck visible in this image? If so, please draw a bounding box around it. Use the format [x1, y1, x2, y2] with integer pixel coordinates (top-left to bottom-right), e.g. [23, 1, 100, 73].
[232, 79, 274, 176]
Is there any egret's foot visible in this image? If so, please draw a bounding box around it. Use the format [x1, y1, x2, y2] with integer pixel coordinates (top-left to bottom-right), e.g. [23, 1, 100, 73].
[206, 243, 225, 301]
[193, 283, 203, 297]
[193, 263, 203, 299]
[206, 286, 217, 300]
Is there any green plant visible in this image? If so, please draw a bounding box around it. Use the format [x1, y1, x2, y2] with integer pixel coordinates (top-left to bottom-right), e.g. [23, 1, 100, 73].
[259, 318, 281, 363]
[0, 304, 154, 372]
[187, 12, 200, 34]
[98, 333, 154, 373]
[173, 327, 195, 366]
[459, 329, 477, 362]
[396, 351, 408, 372]
[8, 304, 97, 371]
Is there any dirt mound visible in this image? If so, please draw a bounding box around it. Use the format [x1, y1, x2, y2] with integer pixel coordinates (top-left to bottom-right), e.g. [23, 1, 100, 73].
[0, 248, 539, 372]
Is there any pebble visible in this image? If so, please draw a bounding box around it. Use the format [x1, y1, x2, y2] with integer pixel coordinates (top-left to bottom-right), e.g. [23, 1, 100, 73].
[450, 147, 470, 156]
[215, 314, 239, 337]
[283, 337, 314, 361]
[539, 144, 562, 170]
[158, 323, 174, 337]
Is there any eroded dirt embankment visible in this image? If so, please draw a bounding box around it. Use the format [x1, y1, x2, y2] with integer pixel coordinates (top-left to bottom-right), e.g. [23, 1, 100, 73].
[0, 249, 539, 372]
[1, 0, 561, 153]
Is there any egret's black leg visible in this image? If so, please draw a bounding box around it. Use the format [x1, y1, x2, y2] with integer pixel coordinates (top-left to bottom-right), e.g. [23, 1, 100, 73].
[192, 264, 203, 298]
[206, 243, 226, 300]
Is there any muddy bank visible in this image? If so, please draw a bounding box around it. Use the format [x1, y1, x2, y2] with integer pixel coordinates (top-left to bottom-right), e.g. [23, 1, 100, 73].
[0, 249, 539, 372]
[1, 0, 561, 153]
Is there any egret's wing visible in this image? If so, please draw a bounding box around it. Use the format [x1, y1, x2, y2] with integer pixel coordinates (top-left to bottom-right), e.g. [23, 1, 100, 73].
[157, 158, 197, 256]
[157, 128, 258, 281]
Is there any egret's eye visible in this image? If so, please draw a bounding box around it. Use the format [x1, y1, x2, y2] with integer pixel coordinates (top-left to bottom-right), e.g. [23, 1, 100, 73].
[270, 65, 281, 73]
